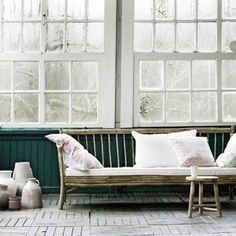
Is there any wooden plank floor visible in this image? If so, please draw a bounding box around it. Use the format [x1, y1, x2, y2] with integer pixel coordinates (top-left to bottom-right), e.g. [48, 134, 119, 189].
[1, 193, 236, 236]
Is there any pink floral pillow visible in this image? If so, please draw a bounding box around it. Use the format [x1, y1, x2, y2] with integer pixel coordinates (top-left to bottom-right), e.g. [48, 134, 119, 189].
[46, 134, 103, 171]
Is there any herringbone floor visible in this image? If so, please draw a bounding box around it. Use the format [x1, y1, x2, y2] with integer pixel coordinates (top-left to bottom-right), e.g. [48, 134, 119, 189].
[1, 193, 236, 236]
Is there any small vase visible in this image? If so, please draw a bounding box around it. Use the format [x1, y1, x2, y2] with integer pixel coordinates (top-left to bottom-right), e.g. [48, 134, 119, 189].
[21, 178, 42, 209]
[9, 196, 21, 210]
[0, 184, 9, 209]
[0, 170, 17, 197]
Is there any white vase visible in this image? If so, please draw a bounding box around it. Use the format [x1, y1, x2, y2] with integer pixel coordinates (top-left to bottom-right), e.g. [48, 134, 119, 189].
[13, 162, 33, 196]
[0, 171, 17, 197]
[0, 184, 9, 209]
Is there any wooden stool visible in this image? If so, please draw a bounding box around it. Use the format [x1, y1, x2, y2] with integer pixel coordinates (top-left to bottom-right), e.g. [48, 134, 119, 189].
[186, 176, 222, 218]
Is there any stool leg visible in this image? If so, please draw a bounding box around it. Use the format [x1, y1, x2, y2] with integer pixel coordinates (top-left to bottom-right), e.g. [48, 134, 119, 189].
[213, 183, 222, 217]
[188, 181, 195, 218]
[199, 182, 204, 214]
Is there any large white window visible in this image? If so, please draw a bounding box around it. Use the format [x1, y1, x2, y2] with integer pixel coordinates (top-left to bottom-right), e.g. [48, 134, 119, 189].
[0, 0, 116, 127]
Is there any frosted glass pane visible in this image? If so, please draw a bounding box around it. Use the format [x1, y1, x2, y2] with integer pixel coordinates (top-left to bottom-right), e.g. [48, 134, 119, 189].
[72, 94, 97, 123]
[3, 0, 21, 19]
[198, 0, 217, 19]
[192, 61, 217, 89]
[87, 23, 104, 52]
[24, 0, 41, 19]
[223, 0, 236, 19]
[193, 92, 217, 122]
[45, 62, 69, 90]
[155, 0, 174, 19]
[45, 94, 69, 123]
[155, 23, 174, 52]
[67, 0, 85, 19]
[23, 23, 40, 51]
[72, 62, 97, 90]
[14, 94, 38, 122]
[67, 23, 84, 52]
[88, 0, 104, 20]
[223, 92, 236, 121]
[0, 95, 11, 122]
[14, 62, 39, 90]
[134, 23, 153, 52]
[222, 60, 236, 88]
[140, 61, 163, 89]
[198, 23, 217, 52]
[176, 23, 195, 52]
[176, 0, 195, 19]
[47, 0, 64, 19]
[134, 0, 153, 20]
[0, 62, 11, 90]
[166, 61, 190, 90]
[222, 22, 236, 52]
[2, 23, 20, 51]
[139, 93, 163, 122]
[46, 23, 64, 52]
[166, 93, 190, 122]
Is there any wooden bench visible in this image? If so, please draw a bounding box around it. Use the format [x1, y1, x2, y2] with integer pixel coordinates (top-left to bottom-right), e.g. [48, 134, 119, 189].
[57, 126, 236, 209]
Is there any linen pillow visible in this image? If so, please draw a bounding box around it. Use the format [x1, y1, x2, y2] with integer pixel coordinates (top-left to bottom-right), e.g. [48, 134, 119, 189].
[45, 134, 103, 171]
[131, 131, 178, 168]
[171, 136, 216, 167]
[216, 133, 236, 167]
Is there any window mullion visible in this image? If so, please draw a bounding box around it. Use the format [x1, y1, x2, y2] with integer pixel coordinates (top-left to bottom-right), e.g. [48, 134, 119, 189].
[11, 61, 14, 124]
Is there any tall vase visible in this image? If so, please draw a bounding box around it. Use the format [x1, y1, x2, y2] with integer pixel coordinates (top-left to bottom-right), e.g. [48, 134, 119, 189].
[13, 162, 33, 196]
[0, 171, 17, 197]
[0, 184, 9, 209]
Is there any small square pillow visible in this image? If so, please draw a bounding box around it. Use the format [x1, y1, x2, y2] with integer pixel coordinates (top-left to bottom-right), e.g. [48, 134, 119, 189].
[171, 136, 216, 167]
[46, 134, 103, 171]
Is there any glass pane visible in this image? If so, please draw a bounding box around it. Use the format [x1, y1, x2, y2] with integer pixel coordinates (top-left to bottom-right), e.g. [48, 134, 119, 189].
[47, 0, 64, 19]
[45, 62, 69, 90]
[0, 62, 11, 90]
[155, 23, 174, 52]
[66, 23, 84, 52]
[166, 61, 190, 90]
[223, 92, 236, 121]
[0, 95, 11, 123]
[45, 94, 69, 123]
[87, 23, 104, 52]
[222, 0, 236, 19]
[14, 94, 38, 122]
[24, 0, 41, 19]
[2, 23, 20, 51]
[67, 0, 85, 19]
[72, 94, 97, 123]
[72, 62, 97, 90]
[198, 23, 217, 52]
[192, 61, 217, 89]
[14, 62, 39, 90]
[46, 23, 64, 52]
[134, 23, 153, 52]
[139, 93, 163, 122]
[140, 61, 163, 89]
[222, 22, 236, 52]
[134, 0, 153, 20]
[176, 23, 195, 52]
[3, 0, 21, 19]
[176, 0, 195, 20]
[166, 93, 190, 122]
[193, 92, 217, 122]
[155, 0, 174, 20]
[198, 0, 217, 19]
[222, 60, 236, 89]
[23, 23, 40, 51]
[88, 0, 104, 20]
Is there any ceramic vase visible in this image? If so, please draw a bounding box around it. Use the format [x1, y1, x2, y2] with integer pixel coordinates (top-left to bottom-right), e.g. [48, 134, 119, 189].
[9, 196, 21, 210]
[0, 170, 17, 197]
[0, 184, 9, 209]
[13, 162, 33, 196]
[21, 178, 42, 209]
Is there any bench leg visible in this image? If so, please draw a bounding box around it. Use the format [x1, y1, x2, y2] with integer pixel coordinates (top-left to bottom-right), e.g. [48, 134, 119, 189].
[214, 183, 222, 217]
[199, 182, 204, 215]
[188, 181, 195, 218]
[59, 184, 65, 210]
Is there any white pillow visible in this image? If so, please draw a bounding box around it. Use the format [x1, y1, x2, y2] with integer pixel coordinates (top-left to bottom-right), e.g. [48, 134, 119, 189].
[171, 136, 216, 167]
[132, 131, 178, 168]
[216, 133, 236, 167]
[168, 129, 197, 137]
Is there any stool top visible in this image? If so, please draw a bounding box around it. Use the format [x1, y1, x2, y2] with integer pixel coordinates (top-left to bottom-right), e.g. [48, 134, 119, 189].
[186, 176, 219, 182]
